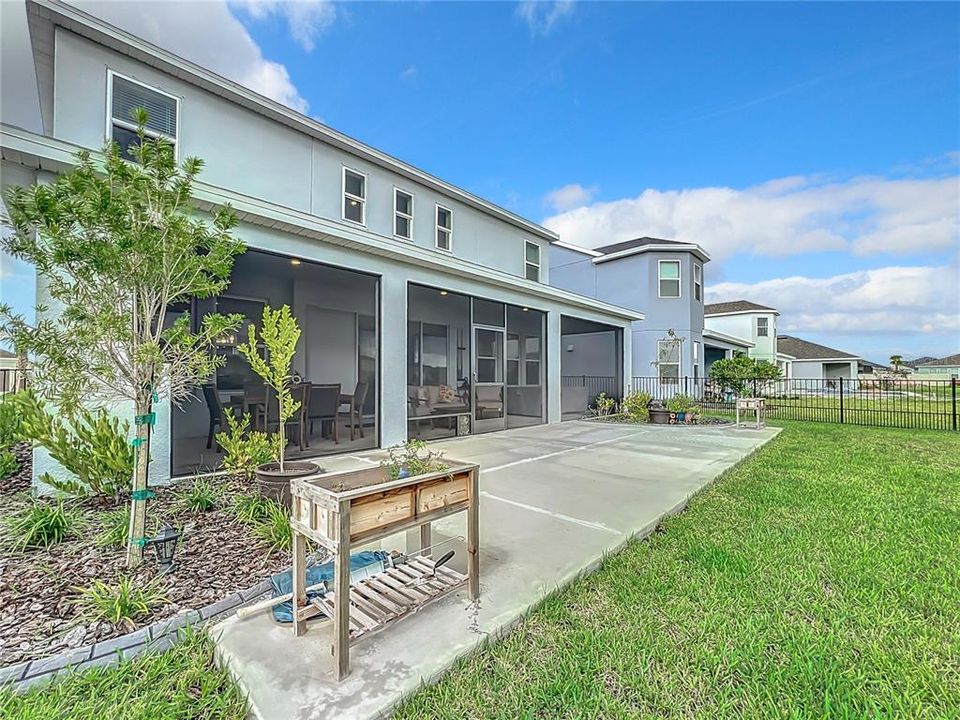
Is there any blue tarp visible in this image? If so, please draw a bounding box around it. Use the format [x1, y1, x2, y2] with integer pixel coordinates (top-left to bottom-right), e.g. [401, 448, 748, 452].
[269, 550, 390, 623]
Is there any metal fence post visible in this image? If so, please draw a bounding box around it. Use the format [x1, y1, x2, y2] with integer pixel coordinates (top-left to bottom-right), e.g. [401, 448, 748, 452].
[952, 378, 957, 432]
[839, 376, 844, 424]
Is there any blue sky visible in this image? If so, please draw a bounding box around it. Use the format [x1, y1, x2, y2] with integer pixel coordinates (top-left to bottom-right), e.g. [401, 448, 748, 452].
[2, 1, 959, 361]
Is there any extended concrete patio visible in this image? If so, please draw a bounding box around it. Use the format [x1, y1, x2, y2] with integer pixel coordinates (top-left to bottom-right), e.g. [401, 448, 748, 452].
[212, 420, 780, 720]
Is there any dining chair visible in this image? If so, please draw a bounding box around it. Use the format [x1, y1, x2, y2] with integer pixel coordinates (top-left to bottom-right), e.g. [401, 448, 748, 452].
[261, 383, 310, 452]
[340, 382, 369, 441]
[307, 383, 341, 446]
[202, 385, 229, 451]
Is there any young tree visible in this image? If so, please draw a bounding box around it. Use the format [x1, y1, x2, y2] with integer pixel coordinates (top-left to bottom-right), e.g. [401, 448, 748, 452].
[708, 352, 782, 396]
[889, 354, 903, 374]
[1, 111, 245, 567]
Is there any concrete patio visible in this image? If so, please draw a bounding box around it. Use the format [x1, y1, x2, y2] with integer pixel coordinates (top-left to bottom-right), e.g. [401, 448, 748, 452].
[212, 420, 780, 720]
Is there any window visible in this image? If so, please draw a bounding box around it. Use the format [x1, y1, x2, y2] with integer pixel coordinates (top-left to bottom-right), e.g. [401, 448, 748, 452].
[108, 71, 178, 161]
[694, 264, 702, 302]
[525, 241, 541, 282]
[757, 317, 769, 337]
[394, 188, 413, 239]
[342, 167, 366, 225]
[657, 339, 680, 384]
[693, 340, 700, 381]
[436, 205, 452, 251]
[658, 260, 681, 298]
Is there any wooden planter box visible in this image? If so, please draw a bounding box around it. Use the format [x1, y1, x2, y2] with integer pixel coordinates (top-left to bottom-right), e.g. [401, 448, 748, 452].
[288, 459, 480, 680]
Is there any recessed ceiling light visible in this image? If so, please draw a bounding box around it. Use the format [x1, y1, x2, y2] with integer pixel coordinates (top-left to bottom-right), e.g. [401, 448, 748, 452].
[290, 259, 301, 265]
[439, 290, 448, 296]
[522, 307, 529, 312]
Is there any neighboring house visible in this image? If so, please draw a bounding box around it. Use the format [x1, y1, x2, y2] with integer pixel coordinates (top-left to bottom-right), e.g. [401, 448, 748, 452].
[776, 336, 860, 381]
[916, 354, 960, 378]
[550, 236, 710, 385]
[1, 0, 642, 485]
[904, 356, 937, 370]
[703, 300, 780, 364]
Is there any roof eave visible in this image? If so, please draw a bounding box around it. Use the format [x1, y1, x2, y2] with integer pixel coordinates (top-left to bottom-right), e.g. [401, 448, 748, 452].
[593, 243, 711, 264]
[705, 308, 780, 318]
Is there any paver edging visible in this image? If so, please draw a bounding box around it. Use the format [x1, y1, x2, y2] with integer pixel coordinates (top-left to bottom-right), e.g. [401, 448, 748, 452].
[0, 579, 272, 692]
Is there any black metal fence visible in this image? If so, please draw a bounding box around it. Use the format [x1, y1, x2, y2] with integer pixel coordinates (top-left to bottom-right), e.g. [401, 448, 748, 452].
[630, 376, 958, 432]
[0, 369, 29, 397]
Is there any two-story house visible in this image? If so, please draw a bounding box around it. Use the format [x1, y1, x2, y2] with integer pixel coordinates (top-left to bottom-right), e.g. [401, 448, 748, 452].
[703, 300, 780, 369]
[550, 236, 710, 388]
[1, 0, 642, 485]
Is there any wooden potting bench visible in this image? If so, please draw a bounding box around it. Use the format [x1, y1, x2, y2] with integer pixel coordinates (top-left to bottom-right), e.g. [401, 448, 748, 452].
[289, 460, 480, 680]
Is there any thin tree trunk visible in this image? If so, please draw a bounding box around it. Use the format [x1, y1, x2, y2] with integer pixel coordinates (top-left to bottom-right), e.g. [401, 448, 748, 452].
[126, 396, 152, 568]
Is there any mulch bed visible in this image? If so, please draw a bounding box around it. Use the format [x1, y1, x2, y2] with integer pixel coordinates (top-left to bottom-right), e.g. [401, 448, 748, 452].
[0, 443, 33, 495]
[0, 467, 291, 667]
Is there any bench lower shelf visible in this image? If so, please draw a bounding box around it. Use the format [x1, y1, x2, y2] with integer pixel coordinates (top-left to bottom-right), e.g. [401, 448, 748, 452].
[297, 556, 467, 643]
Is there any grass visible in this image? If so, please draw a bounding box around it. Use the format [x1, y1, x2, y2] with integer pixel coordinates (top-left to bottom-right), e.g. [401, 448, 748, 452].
[251, 499, 292, 552]
[0, 630, 247, 720]
[177, 476, 219, 513]
[94, 507, 130, 549]
[73, 576, 168, 629]
[396, 422, 960, 719]
[3, 499, 84, 550]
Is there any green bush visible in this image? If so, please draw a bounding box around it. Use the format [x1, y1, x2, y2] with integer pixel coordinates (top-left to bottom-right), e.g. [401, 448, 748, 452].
[591, 392, 618, 417]
[74, 576, 167, 628]
[178, 476, 218, 512]
[381, 439, 448, 480]
[666, 393, 698, 414]
[95, 507, 130, 549]
[4, 499, 83, 549]
[231, 492, 272, 524]
[0, 449, 19, 480]
[622, 391, 652, 422]
[0, 395, 22, 450]
[252, 499, 292, 552]
[215, 412, 273, 482]
[13, 391, 134, 499]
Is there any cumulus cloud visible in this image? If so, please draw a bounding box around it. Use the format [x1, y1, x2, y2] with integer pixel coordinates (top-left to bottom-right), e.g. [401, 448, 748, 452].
[543, 171, 960, 263]
[231, 0, 336, 52]
[544, 183, 597, 212]
[71, 1, 313, 112]
[516, 0, 575, 36]
[707, 265, 960, 338]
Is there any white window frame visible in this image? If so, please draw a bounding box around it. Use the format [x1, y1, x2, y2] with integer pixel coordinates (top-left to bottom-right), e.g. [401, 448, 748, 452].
[524, 241, 541, 282]
[693, 340, 700, 380]
[106, 69, 180, 161]
[757, 316, 769, 337]
[694, 263, 702, 302]
[435, 204, 453, 252]
[341, 166, 367, 226]
[393, 187, 414, 240]
[658, 259, 682, 299]
[657, 339, 681, 384]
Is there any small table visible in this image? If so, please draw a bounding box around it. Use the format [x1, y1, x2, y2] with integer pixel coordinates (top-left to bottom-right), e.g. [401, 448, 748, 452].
[736, 397, 766, 429]
[289, 460, 480, 680]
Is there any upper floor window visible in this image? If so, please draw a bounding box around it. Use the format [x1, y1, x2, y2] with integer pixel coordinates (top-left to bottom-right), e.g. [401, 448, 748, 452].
[757, 316, 769, 337]
[394, 188, 414, 239]
[436, 205, 452, 251]
[694, 264, 702, 302]
[342, 168, 366, 225]
[658, 260, 681, 298]
[108, 71, 178, 161]
[525, 241, 541, 282]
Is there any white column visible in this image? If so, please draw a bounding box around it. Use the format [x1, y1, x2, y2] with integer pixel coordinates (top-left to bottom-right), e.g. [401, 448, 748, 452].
[379, 273, 408, 447]
[546, 310, 561, 423]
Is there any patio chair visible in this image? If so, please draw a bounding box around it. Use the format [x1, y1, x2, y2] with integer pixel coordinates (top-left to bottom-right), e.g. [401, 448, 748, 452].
[307, 383, 341, 446]
[202, 384, 229, 451]
[340, 382, 369, 441]
[262, 383, 311, 452]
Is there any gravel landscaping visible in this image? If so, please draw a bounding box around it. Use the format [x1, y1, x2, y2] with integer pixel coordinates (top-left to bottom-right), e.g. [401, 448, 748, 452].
[0, 468, 290, 667]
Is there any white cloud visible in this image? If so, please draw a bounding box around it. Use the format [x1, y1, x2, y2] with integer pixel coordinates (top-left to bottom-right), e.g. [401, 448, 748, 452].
[543, 171, 960, 263]
[400, 65, 418, 81]
[71, 1, 313, 112]
[544, 183, 597, 212]
[707, 265, 960, 338]
[516, 1, 575, 36]
[231, 0, 336, 52]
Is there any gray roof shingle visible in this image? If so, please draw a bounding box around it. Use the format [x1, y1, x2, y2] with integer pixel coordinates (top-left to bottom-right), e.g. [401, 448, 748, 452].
[593, 237, 687, 255]
[777, 335, 859, 361]
[918, 353, 960, 367]
[704, 300, 778, 315]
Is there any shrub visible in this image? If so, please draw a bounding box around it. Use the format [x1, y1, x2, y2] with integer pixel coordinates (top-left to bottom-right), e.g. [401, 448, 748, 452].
[95, 507, 130, 549]
[590, 392, 618, 417]
[178, 476, 218, 512]
[0, 449, 19, 480]
[622, 391, 652, 422]
[13, 391, 134, 499]
[252, 499, 292, 552]
[215, 412, 273, 482]
[666, 394, 698, 414]
[708, 353, 781, 396]
[231, 492, 272, 524]
[381, 439, 448, 480]
[4, 499, 83, 550]
[0, 395, 22, 450]
[74, 576, 167, 628]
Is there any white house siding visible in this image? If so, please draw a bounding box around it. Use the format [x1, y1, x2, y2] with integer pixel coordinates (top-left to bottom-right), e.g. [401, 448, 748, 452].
[704, 311, 778, 363]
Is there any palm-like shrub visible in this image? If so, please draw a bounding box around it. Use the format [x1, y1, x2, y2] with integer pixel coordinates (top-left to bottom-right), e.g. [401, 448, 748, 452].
[4, 499, 83, 549]
[75, 576, 167, 628]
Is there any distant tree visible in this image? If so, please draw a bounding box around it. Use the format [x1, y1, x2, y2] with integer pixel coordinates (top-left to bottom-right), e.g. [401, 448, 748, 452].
[1, 110, 245, 567]
[889, 355, 903, 374]
[708, 352, 782, 396]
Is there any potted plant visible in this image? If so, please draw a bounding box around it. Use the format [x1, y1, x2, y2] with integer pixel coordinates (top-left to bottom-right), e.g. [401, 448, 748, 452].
[238, 304, 318, 506]
[648, 399, 670, 424]
[666, 394, 699, 424]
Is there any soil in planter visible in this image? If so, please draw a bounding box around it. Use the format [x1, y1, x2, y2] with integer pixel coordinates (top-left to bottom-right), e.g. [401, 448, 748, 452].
[0, 477, 290, 667]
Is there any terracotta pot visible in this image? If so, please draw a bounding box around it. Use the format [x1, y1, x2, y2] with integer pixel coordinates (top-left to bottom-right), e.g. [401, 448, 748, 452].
[255, 461, 321, 508]
[649, 408, 670, 424]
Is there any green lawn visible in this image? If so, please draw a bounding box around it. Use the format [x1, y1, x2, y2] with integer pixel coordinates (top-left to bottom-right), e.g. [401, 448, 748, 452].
[3, 422, 958, 719]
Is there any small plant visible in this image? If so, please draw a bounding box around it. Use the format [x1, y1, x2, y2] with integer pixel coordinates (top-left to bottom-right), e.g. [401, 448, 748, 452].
[252, 499, 292, 552]
[622, 391, 652, 423]
[0, 449, 19, 481]
[666, 394, 698, 414]
[95, 507, 131, 549]
[215, 412, 273, 481]
[4, 499, 83, 550]
[231, 492, 273, 524]
[381, 439, 448, 480]
[589, 392, 618, 417]
[0, 395, 22, 450]
[178, 476, 218, 512]
[74, 576, 168, 629]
